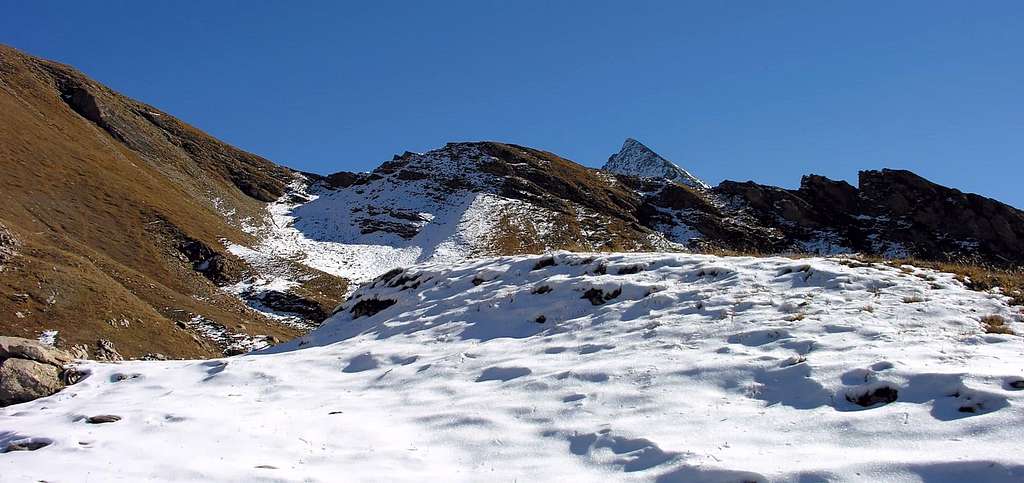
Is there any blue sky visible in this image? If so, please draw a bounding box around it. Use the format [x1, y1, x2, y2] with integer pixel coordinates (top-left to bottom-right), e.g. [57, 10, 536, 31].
[3, 1, 1023, 207]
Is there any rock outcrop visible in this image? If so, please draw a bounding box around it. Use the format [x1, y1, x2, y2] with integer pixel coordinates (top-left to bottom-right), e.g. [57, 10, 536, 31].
[0, 336, 78, 406]
[0, 221, 17, 270]
[711, 170, 1024, 264]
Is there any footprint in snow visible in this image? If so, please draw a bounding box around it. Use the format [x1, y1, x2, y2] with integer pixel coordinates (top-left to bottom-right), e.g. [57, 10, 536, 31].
[200, 360, 227, 381]
[476, 366, 531, 382]
[727, 329, 793, 347]
[554, 428, 681, 473]
[342, 353, 380, 373]
[109, 372, 143, 383]
[578, 344, 615, 355]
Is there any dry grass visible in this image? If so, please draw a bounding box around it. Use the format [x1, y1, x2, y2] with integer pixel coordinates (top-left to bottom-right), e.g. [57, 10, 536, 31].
[851, 256, 1024, 307]
[980, 314, 1014, 335]
[696, 250, 1024, 309]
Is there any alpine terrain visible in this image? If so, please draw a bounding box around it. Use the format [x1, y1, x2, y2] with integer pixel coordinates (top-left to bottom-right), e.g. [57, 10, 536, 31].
[1, 45, 1023, 482]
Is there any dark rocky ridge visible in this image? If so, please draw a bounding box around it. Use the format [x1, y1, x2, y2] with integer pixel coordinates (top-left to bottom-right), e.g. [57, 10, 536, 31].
[714, 169, 1024, 265]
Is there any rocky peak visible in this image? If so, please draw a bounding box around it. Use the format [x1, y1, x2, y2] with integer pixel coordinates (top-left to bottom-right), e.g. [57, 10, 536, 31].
[602, 138, 709, 190]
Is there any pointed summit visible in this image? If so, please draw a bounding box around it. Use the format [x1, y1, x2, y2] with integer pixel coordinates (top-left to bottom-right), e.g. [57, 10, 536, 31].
[602, 138, 709, 190]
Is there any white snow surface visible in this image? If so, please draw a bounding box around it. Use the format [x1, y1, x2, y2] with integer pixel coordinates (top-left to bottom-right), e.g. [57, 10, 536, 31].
[243, 144, 678, 292]
[6, 252, 1024, 482]
[603, 138, 710, 190]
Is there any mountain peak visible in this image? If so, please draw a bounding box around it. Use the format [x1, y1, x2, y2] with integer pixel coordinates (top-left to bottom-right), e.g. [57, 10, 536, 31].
[602, 138, 709, 190]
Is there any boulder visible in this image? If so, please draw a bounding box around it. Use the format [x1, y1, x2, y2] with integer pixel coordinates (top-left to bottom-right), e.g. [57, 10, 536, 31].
[0, 336, 74, 367]
[0, 358, 63, 406]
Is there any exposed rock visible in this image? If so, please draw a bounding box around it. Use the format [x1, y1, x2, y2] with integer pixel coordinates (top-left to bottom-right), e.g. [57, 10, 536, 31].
[94, 339, 123, 361]
[85, 414, 121, 424]
[321, 170, 370, 189]
[0, 221, 18, 269]
[2, 439, 52, 452]
[582, 287, 622, 306]
[846, 385, 899, 407]
[0, 358, 63, 406]
[713, 169, 1024, 264]
[177, 238, 240, 286]
[69, 344, 90, 360]
[0, 336, 74, 367]
[255, 290, 328, 320]
[350, 298, 397, 319]
[858, 169, 1024, 263]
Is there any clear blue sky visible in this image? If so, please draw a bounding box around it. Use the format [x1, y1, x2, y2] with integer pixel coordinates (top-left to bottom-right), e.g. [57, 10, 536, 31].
[3, 1, 1023, 207]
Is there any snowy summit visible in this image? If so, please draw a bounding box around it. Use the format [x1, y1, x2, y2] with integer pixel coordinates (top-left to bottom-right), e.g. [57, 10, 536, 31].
[3, 252, 1023, 481]
[603, 138, 710, 190]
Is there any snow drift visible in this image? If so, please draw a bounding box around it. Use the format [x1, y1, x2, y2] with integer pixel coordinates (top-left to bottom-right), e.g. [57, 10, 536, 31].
[2, 253, 1023, 481]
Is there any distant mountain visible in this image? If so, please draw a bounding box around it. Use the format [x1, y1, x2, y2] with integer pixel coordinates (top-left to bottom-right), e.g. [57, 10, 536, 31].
[3, 44, 1024, 360]
[603, 138, 709, 190]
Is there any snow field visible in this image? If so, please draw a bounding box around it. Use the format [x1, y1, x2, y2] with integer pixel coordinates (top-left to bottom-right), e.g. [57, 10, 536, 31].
[4, 253, 1023, 482]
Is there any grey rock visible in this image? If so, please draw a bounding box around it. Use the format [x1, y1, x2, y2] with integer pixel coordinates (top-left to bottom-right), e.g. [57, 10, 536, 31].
[2, 439, 52, 453]
[0, 336, 75, 367]
[0, 358, 63, 406]
[85, 414, 121, 424]
[0, 221, 18, 268]
[94, 339, 123, 361]
[69, 344, 90, 360]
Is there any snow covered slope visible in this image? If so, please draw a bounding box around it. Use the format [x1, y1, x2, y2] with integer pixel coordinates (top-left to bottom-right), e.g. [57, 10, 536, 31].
[240, 143, 680, 290]
[604, 138, 710, 190]
[4, 253, 1023, 481]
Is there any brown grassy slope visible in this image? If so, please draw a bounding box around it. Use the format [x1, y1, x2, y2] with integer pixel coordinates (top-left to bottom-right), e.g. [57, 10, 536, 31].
[477, 142, 667, 253]
[0, 44, 340, 358]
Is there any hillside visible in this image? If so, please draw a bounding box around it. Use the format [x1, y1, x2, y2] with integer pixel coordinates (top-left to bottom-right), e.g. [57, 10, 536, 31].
[4, 44, 1024, 363]
[0, 45, 347, 359]
[3, 253, 1022, 481]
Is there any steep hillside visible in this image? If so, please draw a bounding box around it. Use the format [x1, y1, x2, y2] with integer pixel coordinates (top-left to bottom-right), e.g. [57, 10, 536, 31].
[3, 253, 1022, 481]
[0, 45, 347, 359]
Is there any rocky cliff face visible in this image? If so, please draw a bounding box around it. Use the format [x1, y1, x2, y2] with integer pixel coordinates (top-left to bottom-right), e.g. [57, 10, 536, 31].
[711, 169, 1024, 264]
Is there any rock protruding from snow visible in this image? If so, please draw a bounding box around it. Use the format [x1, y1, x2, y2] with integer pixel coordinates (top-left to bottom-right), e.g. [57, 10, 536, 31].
[0, 336, 79, 406]
[603, 138, 709, 189]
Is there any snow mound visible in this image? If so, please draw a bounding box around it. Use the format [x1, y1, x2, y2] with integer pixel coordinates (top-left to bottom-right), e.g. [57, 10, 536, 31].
[604, 138, 710, 190]
[4, 253, 1024, 481]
